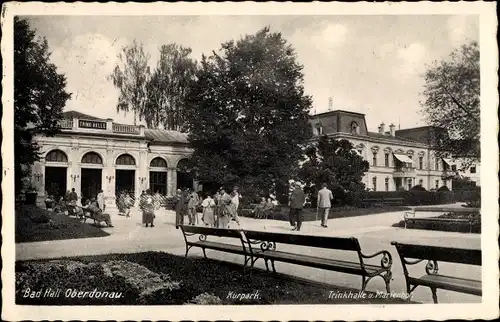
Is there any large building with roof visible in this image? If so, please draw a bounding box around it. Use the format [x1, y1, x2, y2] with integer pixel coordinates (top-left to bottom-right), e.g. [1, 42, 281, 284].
[30, 111, 194, 208]
[309, 110, 454, 192]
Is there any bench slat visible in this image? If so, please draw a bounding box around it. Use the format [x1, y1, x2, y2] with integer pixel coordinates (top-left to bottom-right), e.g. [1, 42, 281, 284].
[244, 230, 361, 251]
[410, 274, 481, 296]
[180, 225, 243, 239]
[255, 250, 384, 275]
[392, 242, 481, 266]
[189, 241, 246, 255]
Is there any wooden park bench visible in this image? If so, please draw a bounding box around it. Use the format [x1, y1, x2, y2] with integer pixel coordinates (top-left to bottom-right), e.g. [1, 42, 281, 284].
[403, 207, 480, 233]
[242, 230, 393, 292]
[178, 225, 253, 269]
[391, 242, 481, 303]
[81, 206, 113, 227]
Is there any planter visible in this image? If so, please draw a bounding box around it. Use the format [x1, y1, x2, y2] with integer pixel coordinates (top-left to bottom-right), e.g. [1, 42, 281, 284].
[45, 200, 54, 209]
[24, 192, 38, 205]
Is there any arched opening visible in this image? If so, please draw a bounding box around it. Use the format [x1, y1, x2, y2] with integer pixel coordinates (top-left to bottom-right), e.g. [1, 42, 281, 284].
[115, 154, 136, 199]
[149, 157, 168, 195]
[44, 149, 68, 198]
[176, 158, 193, 190]
[81, 152, 103, 200]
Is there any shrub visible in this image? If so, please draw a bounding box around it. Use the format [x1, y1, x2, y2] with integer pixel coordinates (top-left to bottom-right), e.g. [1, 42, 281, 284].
[411, 185, 426, 191]
[437, 185, 450, 192]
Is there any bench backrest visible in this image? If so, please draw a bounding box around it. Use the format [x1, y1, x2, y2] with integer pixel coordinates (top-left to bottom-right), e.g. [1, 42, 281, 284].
[243, 230, 361, 252]
[178, 225, 243, 239]
[391, 242, 481, 266]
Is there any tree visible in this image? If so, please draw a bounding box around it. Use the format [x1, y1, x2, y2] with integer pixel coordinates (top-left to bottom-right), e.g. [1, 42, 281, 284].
[420, 41, 479, 168]
[143, 44, 198, 130]
[108, 40, 150, 125]
[298, 136, 369, 206]
[184, 27, 312, 200]
[14, 17, 72, 194]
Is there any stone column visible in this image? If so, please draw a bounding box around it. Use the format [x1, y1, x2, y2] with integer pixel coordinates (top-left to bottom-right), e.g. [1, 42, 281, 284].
[167, 168, 177, 196]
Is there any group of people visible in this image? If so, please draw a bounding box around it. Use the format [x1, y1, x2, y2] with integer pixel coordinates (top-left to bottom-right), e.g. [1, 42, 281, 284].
[52, 188, 114, 227]
[173, 186, 242, 229]
[288, 182, 334, 231]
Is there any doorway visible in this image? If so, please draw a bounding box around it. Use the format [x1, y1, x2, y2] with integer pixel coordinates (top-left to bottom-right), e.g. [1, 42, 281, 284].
[116, 169, 135, 195]
[177, 172, 193, 190]
[149, 171, 167, 195]
[81, 168, 102, 200]
[45, 167, 67, 198]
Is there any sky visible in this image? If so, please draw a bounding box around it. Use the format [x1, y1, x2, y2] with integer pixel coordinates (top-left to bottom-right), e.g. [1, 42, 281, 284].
[25, 15, 478, 131]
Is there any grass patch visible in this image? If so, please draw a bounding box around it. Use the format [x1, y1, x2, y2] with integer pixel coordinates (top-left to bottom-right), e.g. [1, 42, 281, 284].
[241, 205, 411, 222]
[392, 212, 481, 233]
[16, 252, 410, 305]
[16, 205, 110, 243]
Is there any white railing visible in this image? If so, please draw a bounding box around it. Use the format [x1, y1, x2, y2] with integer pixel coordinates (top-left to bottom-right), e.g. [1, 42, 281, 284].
[59, 119, 73, 129]
[112, 124, 140, 134]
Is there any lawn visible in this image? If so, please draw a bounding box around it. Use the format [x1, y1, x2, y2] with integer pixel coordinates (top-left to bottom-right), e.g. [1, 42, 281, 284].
[392, 211, 481, 233]
[240, 205, 411, 222]
[16, 252, 411, 305]
[15, 205, 110, 243]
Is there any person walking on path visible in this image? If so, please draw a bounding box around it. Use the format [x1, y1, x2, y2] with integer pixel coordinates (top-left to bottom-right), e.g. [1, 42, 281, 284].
[123, 191, 132, 218]
[317, 183, 334, 228]
[140, 189, 155, 227]
[187, 189, 200, 225]
[218, 188, 232, 228]
[174, 189, 184, 228]
[289, 182, 306, 231]
[228, 186, 242, 227]
[201, 193, 216, 227]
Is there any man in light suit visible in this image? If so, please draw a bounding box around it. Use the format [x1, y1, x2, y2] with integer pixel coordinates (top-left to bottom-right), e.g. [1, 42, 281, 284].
[317, 183, 334, 228]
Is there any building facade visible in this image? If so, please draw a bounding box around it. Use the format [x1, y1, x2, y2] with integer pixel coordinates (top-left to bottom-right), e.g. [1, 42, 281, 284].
[309, 110, 454, 191]
[31, 111, 194, 208]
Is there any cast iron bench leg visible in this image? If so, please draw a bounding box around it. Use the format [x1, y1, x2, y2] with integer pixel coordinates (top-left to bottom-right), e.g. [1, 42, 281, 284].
[202, 247, 207, 259]
[185, 244, 193, 257]
[431, 287, 438, 304]
[384, 271, 392, 293]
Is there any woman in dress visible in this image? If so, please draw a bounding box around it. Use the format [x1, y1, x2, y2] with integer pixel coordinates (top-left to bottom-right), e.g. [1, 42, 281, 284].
[140, 189, 155, 227]
[201, 193, 216, 227]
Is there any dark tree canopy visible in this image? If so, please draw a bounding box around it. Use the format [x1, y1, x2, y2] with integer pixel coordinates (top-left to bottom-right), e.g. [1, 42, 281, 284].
[421, 41, 480, 167]
[14, 17, 72, 193]
[298, 136, 370, 206]
[184, 27, 313, 200]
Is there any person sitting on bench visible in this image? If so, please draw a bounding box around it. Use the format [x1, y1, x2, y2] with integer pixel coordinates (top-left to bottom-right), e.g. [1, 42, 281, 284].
[88, 198, 114, 227]
[253, 197, 267, 218]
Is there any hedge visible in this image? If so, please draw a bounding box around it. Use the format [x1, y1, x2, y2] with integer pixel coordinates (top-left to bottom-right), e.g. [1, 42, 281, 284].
[363, 189, 480, 206]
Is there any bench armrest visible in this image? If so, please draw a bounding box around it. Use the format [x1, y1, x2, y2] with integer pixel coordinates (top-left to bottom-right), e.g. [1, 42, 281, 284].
[360, 250, 393, 269]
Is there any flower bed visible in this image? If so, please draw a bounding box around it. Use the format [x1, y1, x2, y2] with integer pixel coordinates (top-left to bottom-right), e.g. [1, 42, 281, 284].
[392, 211, 481, 233]
[16, 252, 411, 305]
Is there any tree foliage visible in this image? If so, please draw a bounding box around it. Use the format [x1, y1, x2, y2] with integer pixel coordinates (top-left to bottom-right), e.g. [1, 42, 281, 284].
[144, 44, 197, 130]
[298, 136, 370, 206]
[184, 27, 313, 200]
[421, 41, 480, 166]
[14, 17, 72, 193]
[108, 40, 150, 125]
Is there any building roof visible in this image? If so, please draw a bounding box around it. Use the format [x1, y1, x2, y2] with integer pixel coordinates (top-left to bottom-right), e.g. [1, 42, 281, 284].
[145, 128, 189, 144]
[63, 110, 107, 121]
[366, 131, 420, 143]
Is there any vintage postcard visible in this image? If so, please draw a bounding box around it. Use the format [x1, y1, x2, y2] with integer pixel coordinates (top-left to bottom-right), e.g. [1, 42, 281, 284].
[2, 1, 498, 321]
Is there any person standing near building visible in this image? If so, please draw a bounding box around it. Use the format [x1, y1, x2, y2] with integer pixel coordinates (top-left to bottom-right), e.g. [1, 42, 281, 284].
[317, 183, 334, 228]
[289, 182, 306, 231]
[69, 188, 78, 202]
[201, 193, 216, 227]
[187, 189, 200, 225]
[97, 189, 105, 212]
[140, 189, 155, 227]
[174, 189, 184, 227]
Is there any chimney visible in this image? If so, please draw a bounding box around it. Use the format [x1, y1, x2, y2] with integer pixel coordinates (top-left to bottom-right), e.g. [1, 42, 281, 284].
[389, 123, 396, 137]
[378, 122, 385, 134]
[328, 97, 333, 111]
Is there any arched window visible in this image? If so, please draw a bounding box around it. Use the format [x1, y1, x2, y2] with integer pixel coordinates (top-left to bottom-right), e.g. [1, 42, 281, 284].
[81, 152, 102, 164]
[116, 154, 136, 165]
[46, 150, 68, 162]
[351, 122, 360, 134]
[150, 157, 167, 168]
[177, 159, 191, 172]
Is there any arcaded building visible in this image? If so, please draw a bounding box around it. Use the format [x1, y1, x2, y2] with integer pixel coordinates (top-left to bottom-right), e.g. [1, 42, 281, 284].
[30, 111, 195, 207]
[309, 110, 454, 191]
